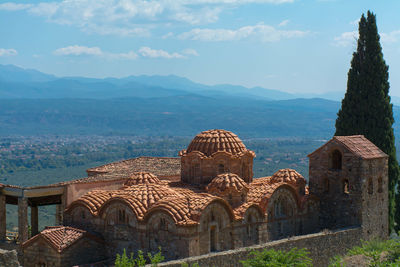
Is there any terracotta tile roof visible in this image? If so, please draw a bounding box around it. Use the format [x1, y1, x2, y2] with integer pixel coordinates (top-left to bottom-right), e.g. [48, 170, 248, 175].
[180, 129, 255, 157]
[100, 193, 147, 220]
[206, 173, 249, 195]
[146, 193, 230, 225]
[233, 202, 263, 219]
[124, 184, 182, 209]
[66, 190, 117, 215]
[123, 172, 161, 186]
[23, 226, 102, 253]
[86, 156, 181, 178]
[270, 169, 306, 187]
[308, 135, 388, 159]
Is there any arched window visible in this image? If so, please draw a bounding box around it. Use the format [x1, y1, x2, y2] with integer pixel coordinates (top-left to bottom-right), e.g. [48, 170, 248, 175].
[159, 218, 167, 230]
[324, 178, 330, 193]
[218, 164, 225, 174]
[331, 150, 342, 170]
[81, 210, 86, 219]
[228, 194, 233, 205]
[242, 163, 248, 179]
[368, 178, 373, 195]
[118, 209, 126, 224]
[343, 179, 349, 194]
[378, 177, 383, 193]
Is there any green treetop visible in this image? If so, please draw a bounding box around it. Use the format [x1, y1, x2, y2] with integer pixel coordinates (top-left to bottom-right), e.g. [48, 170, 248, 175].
[335, 11, 400, 231]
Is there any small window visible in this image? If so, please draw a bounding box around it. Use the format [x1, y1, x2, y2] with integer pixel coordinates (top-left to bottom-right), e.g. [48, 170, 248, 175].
[331, 150, 342, 170]
[343, 179, 349, 194]
[378, 177, 383, 193]
[218, 164, 225, 174]
[159, 218, 167, 230]
[81, 210, 86, 219]
[118, 209, 126, 223]
[324, 178, 330, 193]
[368, 178, 373, 195]
[228, 194, 233, 205]
[241, 194, 245, 202]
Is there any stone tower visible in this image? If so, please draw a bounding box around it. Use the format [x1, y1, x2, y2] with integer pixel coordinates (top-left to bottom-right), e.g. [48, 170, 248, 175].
[308, 135, 388, 240]
[179, 129, 255, 185]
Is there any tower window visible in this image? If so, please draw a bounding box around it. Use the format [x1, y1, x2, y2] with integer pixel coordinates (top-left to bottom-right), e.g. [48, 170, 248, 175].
[331, 150, 342, 170]
[343, 179, 349, 194]
[378, 177, 383, 193]
[159, 218, 167, 230]
[368, 178, 373, 195]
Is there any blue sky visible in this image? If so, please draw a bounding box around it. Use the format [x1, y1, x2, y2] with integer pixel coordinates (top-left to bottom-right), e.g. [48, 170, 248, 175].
[1, 0, 400, 96]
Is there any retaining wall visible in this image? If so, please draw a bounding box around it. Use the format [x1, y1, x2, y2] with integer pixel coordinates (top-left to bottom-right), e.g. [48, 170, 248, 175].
[154, 227, 363, 267]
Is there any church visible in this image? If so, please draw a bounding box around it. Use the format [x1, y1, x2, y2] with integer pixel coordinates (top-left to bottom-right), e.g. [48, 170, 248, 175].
[0, 129, 389, 267]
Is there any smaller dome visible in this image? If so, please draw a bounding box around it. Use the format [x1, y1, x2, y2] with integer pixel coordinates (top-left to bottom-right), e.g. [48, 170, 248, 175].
[207, 173, 249, 195]
[123, 172, 161, 186]
[270, 169, 306, 185]
[124, 184, 181, 209]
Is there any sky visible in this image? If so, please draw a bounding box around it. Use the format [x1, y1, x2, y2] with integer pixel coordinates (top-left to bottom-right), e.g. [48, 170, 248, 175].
[1, 0, 400, 96]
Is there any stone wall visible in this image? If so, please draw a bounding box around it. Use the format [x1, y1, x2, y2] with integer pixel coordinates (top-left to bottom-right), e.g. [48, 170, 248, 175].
[154, 227, 363, 267]
[0, 249, 19, 267]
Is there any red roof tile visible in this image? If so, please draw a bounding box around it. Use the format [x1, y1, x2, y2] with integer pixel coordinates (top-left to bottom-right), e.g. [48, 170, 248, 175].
[206, 173, 249, 195]
[23, 226, 102, 253]
[309, 135, 388, 159]
[180, 129, 254, 157]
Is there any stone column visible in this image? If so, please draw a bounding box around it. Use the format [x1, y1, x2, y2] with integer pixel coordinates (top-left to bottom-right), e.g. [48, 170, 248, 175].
[0, 194, 6, 241]
[55, 204, 62, 225]
[18, 197, 28, 243]
[31, 206, 38, 237]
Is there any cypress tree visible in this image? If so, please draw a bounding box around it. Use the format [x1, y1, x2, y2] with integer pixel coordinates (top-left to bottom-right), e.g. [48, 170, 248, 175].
[335, 11, 400, 231]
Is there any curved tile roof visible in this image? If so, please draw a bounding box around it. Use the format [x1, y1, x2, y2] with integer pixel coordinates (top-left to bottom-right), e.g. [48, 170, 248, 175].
[123, 184, 182, 209]
[184, 129, 249, 157]
[99, 194, 147, 220]
[123, 172, 161, 186]
[206, 173, 249, 195]
[66, 190, 118, 215]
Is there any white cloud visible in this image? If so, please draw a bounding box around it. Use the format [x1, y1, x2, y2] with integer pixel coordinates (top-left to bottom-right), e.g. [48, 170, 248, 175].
[278, 19, 290, 27]
[0, 3, 32, 11]
[178, 23, 308, 42]
[53, 45, 196, 60]
[0, 0, 295, 36]
[54, 45, 103, 56]
[381, 30, 400, 45]
[139, 47, 185, 59]
[162, 32, 174, 39]
[182, 48, 199, 56]
[0, 48, 18, 57]
[333, 31, 357, 47]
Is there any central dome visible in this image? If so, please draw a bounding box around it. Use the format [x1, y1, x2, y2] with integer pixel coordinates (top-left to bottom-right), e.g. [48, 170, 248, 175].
[187, 129, 247, 156]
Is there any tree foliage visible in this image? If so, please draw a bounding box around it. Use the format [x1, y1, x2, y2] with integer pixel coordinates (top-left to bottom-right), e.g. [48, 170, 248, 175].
[334, 11, 400, 231]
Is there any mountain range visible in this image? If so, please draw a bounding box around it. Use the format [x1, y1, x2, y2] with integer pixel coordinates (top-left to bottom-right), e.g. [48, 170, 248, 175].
[0, 64, 398, 138]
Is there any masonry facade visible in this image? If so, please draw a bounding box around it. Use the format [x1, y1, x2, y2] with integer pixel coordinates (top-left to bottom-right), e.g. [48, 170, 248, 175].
[0, 129, 389, 266]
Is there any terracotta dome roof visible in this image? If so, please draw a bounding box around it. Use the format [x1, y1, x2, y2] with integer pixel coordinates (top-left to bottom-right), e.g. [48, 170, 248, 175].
[270, 169, 306, 185]
[206, 173, 249, 195]
[124, 184, 181, 209]
[186, 129, 248, 157]
[123, 172, 161, 186]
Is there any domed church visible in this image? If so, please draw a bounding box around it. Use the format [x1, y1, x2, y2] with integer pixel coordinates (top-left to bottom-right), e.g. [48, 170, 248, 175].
[17, 130, 388, 267]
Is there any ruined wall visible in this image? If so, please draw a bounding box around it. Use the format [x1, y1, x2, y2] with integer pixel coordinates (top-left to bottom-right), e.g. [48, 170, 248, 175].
[155, 227, 362, 267]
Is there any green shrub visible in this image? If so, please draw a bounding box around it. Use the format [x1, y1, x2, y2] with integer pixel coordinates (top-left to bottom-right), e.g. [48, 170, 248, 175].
[240, 248, 312, 267]
[115, 248, 164, 267]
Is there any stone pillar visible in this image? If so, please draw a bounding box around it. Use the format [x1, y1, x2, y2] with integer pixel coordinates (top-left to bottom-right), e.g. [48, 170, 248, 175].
[0, 194, 6, 241]
[31, 206, 38, 237]
[55, 204, 62, 225]
[18, 197, 28, 243]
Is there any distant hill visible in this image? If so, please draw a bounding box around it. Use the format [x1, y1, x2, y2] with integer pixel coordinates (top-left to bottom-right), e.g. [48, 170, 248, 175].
[1, 64, 400, 138]
[0, 64, 342, 101]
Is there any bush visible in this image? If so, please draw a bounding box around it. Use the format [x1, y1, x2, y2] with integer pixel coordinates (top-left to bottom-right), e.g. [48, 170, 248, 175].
[115, 248, 164, 267]
[240, 247, 312, 267]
